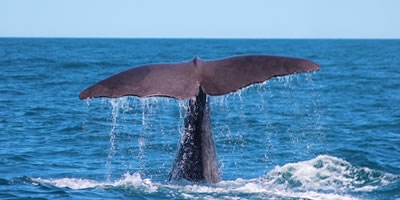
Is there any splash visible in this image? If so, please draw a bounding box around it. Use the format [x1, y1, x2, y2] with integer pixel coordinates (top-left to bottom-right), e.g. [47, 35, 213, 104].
[102, 97, 181, 180]
[33, 155, 398, 199]
[77, 73, 350, 198]
[255, 155, 398, 197]
[104, 98, 130, 181]
[103, 97, 139, 181]
[33, 172, 156, 191]
[34, 177, 101, 190]
[166, 155, 397, 199]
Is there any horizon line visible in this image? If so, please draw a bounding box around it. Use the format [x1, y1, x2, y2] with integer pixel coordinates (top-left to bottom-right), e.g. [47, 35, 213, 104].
[1, 36, 399, 40]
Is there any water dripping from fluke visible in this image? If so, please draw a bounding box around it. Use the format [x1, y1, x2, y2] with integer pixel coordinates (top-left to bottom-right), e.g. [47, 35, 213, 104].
[79, 55, 320, 183]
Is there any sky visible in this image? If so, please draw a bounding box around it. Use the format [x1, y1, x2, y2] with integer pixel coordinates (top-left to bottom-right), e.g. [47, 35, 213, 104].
[1, 0, 399, 38]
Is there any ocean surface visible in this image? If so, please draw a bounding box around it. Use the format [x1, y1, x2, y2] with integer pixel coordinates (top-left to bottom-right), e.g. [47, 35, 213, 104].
[0, 38, 399, 199]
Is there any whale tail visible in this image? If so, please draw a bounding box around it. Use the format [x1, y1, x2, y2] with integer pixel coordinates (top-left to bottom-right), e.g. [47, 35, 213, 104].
[79, 55, 320, 100]
[79, 55, 320, 183]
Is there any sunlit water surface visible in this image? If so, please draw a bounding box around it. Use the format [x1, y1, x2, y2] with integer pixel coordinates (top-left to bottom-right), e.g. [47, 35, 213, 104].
[1, 39, 399, 199]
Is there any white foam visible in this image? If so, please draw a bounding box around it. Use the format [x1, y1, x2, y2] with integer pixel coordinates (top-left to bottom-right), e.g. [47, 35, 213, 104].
[34, 177, 102, 190]
[34, 155, 397, 199]
[262, 155, 396, 193]
[34, 172, 155, 191]
[113, 172, 158, 192]
[163, 178, 359, 200]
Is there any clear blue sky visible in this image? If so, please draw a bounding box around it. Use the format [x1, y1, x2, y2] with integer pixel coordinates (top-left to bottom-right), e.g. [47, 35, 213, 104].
[1, 0, 399, 38]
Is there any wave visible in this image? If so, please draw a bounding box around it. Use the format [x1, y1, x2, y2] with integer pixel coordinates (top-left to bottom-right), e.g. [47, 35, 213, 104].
[31, 155, 399, 199]
[33, 173, 153, 191]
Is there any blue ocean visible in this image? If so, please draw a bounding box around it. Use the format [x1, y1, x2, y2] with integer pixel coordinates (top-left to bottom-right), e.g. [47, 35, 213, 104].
[0, 38, 399, 199]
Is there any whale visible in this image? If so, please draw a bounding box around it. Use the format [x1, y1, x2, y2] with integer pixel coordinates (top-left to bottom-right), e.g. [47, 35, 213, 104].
[79, 55, 320, 183]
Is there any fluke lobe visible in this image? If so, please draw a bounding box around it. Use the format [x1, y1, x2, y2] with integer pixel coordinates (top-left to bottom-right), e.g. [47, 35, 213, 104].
[79, 55, 320, 183]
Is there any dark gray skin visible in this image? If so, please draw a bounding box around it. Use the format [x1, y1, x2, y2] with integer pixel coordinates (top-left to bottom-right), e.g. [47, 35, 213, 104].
[79, 55, 320, 100]
[79, 55, 320, 183]
[168, 88, 220, 183]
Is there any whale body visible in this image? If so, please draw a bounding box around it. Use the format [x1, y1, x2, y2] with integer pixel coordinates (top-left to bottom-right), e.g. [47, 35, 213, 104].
[80, 55, 320, 183]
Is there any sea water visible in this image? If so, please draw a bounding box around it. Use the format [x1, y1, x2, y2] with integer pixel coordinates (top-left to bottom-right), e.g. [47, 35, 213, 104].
[0, 38, 399, 199]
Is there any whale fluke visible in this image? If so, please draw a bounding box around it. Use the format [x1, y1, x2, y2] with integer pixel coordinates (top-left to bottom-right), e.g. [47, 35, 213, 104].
[80, 54, 320, 183]
[79, 55, 320, 100]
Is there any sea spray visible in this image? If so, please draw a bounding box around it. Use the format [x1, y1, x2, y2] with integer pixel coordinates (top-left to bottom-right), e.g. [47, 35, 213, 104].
[138, 98, 150, 174]
[257, 155, 399, 197]
[269, 73, 324, 159]
[177, 99, 188, 136]
[207, 74, 324, 176]
[105, 98, 127, 181]
[33, 172, 156, 191]
[32, 155, 398, 199]
[82, 72, 323, 183]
